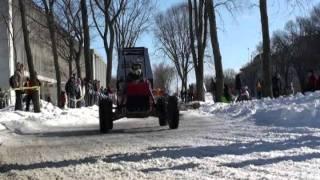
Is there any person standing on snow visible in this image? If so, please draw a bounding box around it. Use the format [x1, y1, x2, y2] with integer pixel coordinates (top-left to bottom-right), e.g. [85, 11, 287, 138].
[235, 73, 242, 97]
[223, 84, 232, 102]
[317, 75, 320, 91]
[65, 74, 77, 108]
[272, 73, 282, 98]
[0, 88, 6, 109]
[306, 70, 317, 92]
[210, 78, 216, 101]
[25, 73, 41, 111]
[256, 79, 263, 99]
[13, 63, 24, 111]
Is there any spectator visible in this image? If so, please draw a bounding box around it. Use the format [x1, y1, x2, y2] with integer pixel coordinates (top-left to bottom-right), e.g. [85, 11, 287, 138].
[318, 75, 320, 91]
[188, 84, 194, 102]
[235, 73, 242, 96]
[106, 85, 113, 95]
[86, 79, 94, 106]
[25, 73, 41, 111]
[13, 63, 24, 111]
[237, 86, 251, 102]
[100, 86, 104, 95]
[306, 70, 317, 92]
[65, 74, 77, 108]
[210, 78, 216, 101]
[58, 91, 66, 109]
[272, 73, 282, 98]
[223, 84, 232, 102]
[0, 88, 6, 109]
[76, 78, 82, 108]
[24, 77, 31, 110]
[256, 79, 262, 99]
[287, 82, 295, 95]
[180, 89, 185, 103]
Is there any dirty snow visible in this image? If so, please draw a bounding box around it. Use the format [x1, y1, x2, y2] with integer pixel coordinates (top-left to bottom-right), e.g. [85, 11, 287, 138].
[0, 92, 320, 179]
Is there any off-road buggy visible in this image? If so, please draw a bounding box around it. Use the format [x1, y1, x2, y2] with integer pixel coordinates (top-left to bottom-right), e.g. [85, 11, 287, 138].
[99, 47, 179, 133]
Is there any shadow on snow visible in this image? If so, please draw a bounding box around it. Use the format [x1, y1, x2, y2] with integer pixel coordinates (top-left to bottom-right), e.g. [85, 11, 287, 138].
[1, 135, 320, 173]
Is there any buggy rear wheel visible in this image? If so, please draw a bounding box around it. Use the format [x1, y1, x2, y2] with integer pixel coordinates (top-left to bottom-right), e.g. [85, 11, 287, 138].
[99, 98, 113, 133]
[167, 96, 179, 129]
[157, 97, 167, 126]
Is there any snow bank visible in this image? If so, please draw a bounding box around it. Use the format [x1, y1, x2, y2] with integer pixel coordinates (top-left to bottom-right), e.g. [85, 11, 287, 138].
[0, 101, 99, 134]
[201, 91, 320, 128]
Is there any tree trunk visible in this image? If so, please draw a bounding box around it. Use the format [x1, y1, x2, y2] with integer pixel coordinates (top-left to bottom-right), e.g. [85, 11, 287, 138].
[75, 39, 83, 79]
[207, 0, 224, 102]
[12, 31, 18, 67]
[81, 0, 92, 81]
[106, 22, 115, 86]
[81, 0, 92, 107]
[68, 37, 74, 78]
[195, 69, 204, 101]
[68, 58, 73, 78]
[75, 53, 82, 80]
[259, 0, 273, 97]
[43, 1, 62, 107]
[18, 0, 40, 112]
[188, 0, 207, 101]
[182, 75, 188, 103]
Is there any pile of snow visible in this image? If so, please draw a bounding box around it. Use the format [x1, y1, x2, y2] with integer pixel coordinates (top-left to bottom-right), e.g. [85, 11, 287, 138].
[201, 91, 320, 128]
[0, 101, 99, 134]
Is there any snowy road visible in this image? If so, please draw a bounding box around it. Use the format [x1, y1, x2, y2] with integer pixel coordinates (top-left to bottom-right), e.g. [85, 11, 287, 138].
[1, 107, 320, 179]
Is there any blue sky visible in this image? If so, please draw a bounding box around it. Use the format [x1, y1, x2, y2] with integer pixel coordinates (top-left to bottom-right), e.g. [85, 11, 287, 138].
[92, 0, 320, 78]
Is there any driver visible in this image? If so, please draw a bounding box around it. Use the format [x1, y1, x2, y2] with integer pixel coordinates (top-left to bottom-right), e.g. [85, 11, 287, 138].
[127, 63, 143, 82]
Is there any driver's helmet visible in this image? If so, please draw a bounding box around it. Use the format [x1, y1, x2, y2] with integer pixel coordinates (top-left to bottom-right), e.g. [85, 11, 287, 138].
[130, 63, 142, 76]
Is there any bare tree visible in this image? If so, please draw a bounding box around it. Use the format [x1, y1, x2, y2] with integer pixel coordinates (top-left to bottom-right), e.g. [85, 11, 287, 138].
[154, 4, 193, 95]
[56, 0, 83, 79]
[258, 0, 309, 97]
[241, 4, 320, 94]
[206, 0, 224, 102]
[81, 0, 92, 81]
[0, 6, 21, 66]
[259, 0, 273, 97]
[41, 0, 63, 107]
[153, 62, 176, 90]
[115, 0, 154, 49]
[90, 0, 126, 85]
[18, 0, 40, 112]
[271, 30, 293, 87]
[188, 0, 208, 101]
[224, 68, 237, 87]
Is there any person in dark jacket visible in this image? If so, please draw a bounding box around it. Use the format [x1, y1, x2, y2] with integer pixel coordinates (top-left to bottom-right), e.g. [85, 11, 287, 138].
[235, 73, 242, 96]
[58, 91, 66, 109]
[25, 73, 41, 111]
[210, 78, 216, 100]
[65, 74, 77, 108]
[0, 88, 5, 109]
[317, 75, 320, 91]
[272, 73, 282, 98]
[256, 79, 263, 99]
[14, 63, 24, 111]
[224, 84, 232, 102]
[306, 70, 317, 92]
[188, 84, 194, 102]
